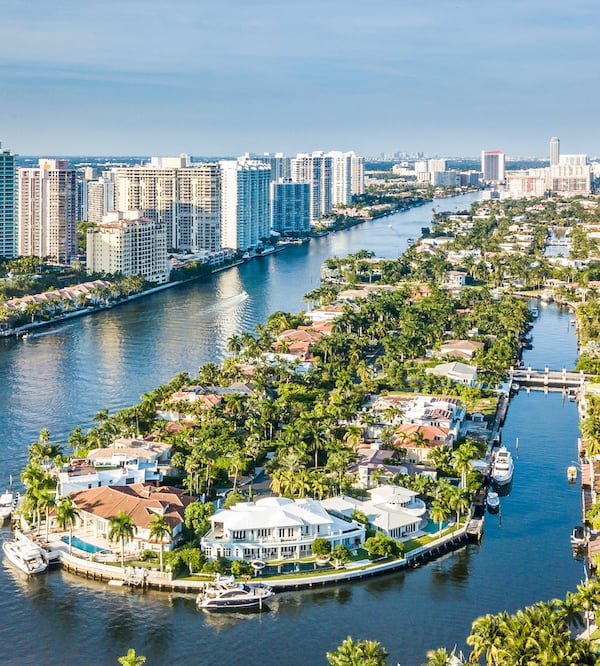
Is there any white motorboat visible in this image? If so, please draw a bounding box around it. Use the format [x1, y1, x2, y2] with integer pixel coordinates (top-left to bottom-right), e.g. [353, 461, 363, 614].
[2, 535, 48, 575]
[530, 307, 539, 318]
[486, 491, 500, 511]
[491, 447, 514, 486]
[196, 575, 274, 610]
[0, 491, 14, 521]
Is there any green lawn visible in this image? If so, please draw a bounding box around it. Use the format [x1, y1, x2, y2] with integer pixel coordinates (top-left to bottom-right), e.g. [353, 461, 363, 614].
[403, 523, 462, 553]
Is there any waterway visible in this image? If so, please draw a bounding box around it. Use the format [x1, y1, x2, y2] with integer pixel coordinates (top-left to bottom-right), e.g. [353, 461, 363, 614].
[0, 191, 585, 665]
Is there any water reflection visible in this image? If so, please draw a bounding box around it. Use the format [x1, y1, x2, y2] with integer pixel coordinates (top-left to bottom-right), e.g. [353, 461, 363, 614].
[431, 546, 473, 585]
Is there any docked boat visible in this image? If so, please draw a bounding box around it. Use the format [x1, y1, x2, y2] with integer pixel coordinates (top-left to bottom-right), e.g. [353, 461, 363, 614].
[2, 535, 48, 575]
[567, 466, 578, 483]
[486, 491, 500, 512]
[0, 491, 14, 521]
[530, 307, 539, 318]
[196, 575, 274, 610]
[491, 447, 514, 486]
[406, 238, 415, 246]
[570, 526, 587, 548]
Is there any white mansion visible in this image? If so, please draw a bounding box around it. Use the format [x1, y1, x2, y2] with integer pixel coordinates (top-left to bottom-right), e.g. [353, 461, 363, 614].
[201, 496, 365, 561]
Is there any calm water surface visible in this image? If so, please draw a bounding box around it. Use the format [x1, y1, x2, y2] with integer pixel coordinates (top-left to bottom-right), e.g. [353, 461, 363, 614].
[0, 192, 584, 665]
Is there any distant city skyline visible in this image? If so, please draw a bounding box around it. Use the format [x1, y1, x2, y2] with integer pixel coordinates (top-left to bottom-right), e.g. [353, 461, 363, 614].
[2, 1, 599, 156]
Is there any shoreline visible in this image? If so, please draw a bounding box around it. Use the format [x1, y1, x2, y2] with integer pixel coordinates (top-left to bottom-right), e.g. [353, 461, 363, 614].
[54, 521, 474, 593]
[1, 260, 248, 340]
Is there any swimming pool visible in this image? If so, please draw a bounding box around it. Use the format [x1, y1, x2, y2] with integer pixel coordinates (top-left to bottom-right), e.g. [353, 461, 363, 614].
[61, 535, 110, 554]
[421, 520, 451, 535]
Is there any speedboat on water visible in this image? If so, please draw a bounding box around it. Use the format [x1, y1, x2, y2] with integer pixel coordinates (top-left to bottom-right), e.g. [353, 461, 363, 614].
[2, 535, 48, 575]
[196, 575, 274, 610]
[491, 447, 514, 486]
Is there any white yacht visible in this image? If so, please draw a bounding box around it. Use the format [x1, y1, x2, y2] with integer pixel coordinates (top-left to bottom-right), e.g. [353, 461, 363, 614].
[2, 534, 48, 575]
[530, 306, 539, 318]
[196, 575, 274, 610]
[491, 447, 514, 486]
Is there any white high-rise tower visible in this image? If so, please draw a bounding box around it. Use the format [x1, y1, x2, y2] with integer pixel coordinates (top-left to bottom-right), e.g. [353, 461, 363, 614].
[550, 137, 560, 166]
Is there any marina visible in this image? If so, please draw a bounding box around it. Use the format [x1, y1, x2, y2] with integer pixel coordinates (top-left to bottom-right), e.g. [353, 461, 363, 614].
[0, 192, 585, 665]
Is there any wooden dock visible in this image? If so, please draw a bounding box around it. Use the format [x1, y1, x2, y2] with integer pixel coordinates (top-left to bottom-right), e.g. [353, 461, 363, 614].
[465, 517, 484, 542]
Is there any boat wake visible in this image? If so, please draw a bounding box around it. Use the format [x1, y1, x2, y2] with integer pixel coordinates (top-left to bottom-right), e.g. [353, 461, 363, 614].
[216, 291, 249, 308]
[23, 324, 74, 340]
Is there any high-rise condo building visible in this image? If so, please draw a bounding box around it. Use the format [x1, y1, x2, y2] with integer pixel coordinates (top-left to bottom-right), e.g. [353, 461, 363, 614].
[550, 137, 560, 167]
[290, 150, 365, 224]
[481, 150, 505, 183]
[427, 158, 447, 173]
[350, 153, 365, 197]
[0, 143, 17, 259]
[220, 157, 271, 251]
[18, 159, 77, 263]
[86, 210, 168, 283]
[559, 154, 587, 167]
[328, 151, 353, 206]
[113, 156, 221, 253]
[291, 152, 333, 224]
[272, 181, 311, 235]
[87, 176, 115, 224]
[77, 179, 88, 222]
[252, 153, 291, 183]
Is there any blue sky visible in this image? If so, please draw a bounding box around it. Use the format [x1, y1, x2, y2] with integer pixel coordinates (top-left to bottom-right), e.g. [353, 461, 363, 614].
[2, 0, 599, 157]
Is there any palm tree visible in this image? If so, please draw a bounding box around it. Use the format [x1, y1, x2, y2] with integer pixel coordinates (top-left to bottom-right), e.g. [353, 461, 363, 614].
[467, 612, 506, 666]
[56, 496, 80, 555]
[429, 500, 449, 535]
[452, 442, 478, 489]
[446, 486, 471, 525]
[148, 514, 172, 572]
[422, 647, 460, 666]
[575, 579, 600, 639]
[326, 636, 388, 665]
[108, 511, 137, 568]
[118, 648, 146, 666]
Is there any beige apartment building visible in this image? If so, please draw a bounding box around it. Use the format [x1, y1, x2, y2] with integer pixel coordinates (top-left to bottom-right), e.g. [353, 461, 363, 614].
[86, 210, 168, 283]
[18, 159, 77, 263]
[113, 156, 221, 252]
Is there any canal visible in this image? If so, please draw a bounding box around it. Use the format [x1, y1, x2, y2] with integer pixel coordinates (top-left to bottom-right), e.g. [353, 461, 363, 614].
[0, 191, 585, 665]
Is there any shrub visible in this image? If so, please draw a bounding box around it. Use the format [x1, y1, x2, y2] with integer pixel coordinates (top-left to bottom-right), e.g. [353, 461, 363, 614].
[364, 531, 402, 559]
[311, 537, 332, 557]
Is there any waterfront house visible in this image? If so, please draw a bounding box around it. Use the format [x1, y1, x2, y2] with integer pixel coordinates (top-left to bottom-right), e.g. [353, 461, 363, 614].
[56, 438, 172, 497]
[201, 496, 365, 561]
[322, 485, 427, 540]
[69, 483, 196, 553]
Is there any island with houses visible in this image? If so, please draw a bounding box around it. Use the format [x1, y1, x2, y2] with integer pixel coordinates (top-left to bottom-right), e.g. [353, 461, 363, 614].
[7, 194, 600, 613]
